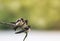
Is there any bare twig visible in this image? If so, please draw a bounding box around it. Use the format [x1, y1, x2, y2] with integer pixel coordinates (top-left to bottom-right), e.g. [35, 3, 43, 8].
[23, 32, 28, 41]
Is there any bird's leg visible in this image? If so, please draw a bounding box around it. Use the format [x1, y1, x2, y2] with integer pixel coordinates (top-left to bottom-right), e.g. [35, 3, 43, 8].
[23, 32, 28, 41]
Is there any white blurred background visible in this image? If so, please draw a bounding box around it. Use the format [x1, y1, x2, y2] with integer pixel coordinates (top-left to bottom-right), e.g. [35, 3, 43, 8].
[0, 30, 60, 41]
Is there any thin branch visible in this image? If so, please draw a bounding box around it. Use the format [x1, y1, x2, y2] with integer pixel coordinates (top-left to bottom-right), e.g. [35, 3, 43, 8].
[23, 32, 28, 41]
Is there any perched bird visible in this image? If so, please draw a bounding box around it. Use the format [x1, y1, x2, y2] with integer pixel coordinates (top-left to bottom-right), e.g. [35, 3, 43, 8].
[13, 18, 29, 31]
[14, 18, 31, 41]
[0, 18, 31, 41]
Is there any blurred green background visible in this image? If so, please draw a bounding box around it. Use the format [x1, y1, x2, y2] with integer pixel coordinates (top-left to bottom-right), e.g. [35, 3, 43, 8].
[0, 0, 60, 30]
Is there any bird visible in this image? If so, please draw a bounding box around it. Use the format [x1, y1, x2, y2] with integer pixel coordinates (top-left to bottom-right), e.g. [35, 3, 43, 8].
[0, 18, 31, 41]
[14, 18, 31, 41]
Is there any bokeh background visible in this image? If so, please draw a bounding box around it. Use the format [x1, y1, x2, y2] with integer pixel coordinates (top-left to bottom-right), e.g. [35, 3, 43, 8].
[0, 0, 60, 41]
[0, 0, 60, 30]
